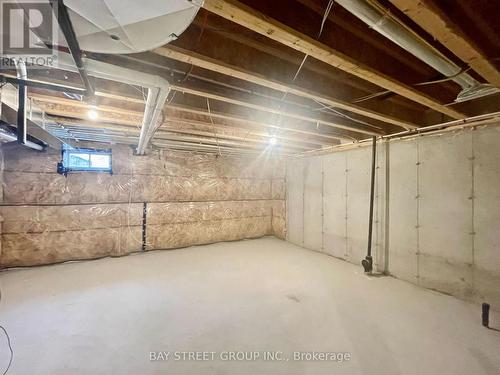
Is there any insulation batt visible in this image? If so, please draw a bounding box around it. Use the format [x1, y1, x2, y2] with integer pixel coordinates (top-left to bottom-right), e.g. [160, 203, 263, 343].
[0, 143, 286, 267]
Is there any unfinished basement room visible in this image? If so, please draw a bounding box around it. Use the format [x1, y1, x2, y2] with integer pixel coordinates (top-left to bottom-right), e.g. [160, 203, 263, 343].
[1, 0, 500, 374]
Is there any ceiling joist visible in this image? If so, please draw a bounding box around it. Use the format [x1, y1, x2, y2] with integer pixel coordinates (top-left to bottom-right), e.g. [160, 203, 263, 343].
[170, 82, 380, 136]
[201, 0, 466, 120]
[45, 114, 323, 150]
[388, 0, 500, 88]
[44, 116, 306, 153]
[154, 46, 419, 130]
[30, 92, 344, 146]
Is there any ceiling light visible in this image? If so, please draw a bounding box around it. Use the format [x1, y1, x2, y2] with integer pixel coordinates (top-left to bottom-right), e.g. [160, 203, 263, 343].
[269, 137, 277, 146]
[87, 109, 98, 120]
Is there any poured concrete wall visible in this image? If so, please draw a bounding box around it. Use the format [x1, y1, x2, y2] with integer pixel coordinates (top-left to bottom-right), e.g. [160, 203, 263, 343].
[286, 143, 386, 269]
[287, 125, 500, 308]
[0, 144, 285, 267]
[389, 126, 500, 307]
[286, 158, 304, 246]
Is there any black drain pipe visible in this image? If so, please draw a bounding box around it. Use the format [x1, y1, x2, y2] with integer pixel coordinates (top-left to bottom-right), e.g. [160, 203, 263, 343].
[142, 202, 147, 251]
[15, 60, 27, 145]
[362, 136, 377, 273]
[482, 303, 490, 327]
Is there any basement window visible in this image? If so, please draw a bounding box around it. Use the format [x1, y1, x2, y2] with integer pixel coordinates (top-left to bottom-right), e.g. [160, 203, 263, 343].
[57, 146, 112, 175]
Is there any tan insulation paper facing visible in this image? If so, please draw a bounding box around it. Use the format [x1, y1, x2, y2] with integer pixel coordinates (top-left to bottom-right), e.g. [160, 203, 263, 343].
[0, 143, 286, 268]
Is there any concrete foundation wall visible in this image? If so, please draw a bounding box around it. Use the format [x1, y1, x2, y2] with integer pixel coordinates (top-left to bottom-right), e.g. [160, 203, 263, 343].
[287, 125, 500, 308]
[287, 142, 386, 270]
[0, 144, 285, 268]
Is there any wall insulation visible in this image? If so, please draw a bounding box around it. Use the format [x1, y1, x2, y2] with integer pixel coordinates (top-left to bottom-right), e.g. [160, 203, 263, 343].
[287, 125, 500, 308]
[0, 144, 286, 268]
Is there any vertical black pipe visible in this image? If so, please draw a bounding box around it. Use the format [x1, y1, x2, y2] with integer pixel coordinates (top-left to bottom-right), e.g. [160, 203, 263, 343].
[482, 303, 490, 327]
[142, 202, 147, 251]
[17, 80, 26, 144]
[367, 136, 377, 257]
[362, 136, 377, 273]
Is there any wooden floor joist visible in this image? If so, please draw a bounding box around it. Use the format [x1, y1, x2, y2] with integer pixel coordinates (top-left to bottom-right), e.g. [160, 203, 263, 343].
[166, 103, 350, 142]
[159, 123, 313, 150]
[201, 0, 466, 120]
[191, 18, 427, 111]
[161, 115, 335, 146]
[45, 118, 308, 152]
[155, 46, 419, 130]
[31, 93, 343, 146]
[170, 83, 380, 136]
[388, 0, 500, 88]
[160, 114, 336, 146]
[49, 113, 330, 149]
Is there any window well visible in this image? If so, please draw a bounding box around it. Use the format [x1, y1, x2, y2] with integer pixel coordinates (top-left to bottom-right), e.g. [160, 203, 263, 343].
[58, 146, 112, 175]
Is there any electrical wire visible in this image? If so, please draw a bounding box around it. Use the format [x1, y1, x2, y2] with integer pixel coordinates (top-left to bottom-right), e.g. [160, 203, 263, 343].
[351, 66, 474, 104]
[312, 98, 382, 130]
[290, 0, 335, 83]
[183, 11, 208, 84]
[291, 54, 309, 82]
[318, 0, 335, 39]
[0, 290, 13, 375]
[414, 67, 473, 86]
[206, 98, 222, 156]
[273, 0, 337, 139]
[351, 91, 391, 104]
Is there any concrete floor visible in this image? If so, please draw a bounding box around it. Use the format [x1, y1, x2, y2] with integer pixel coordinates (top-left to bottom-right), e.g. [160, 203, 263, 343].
[0, 237, 499, 375]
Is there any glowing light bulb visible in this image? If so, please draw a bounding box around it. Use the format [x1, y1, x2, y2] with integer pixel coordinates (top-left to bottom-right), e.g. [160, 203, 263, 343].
[269, 137, 277, 146]
[87, 109, 98, 120]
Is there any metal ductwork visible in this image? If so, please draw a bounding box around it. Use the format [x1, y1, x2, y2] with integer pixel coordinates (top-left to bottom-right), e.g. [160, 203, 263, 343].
[334, 0, 499, 102]
[62, 0, 203, 54]
[0, 82, 66, 150]
[54, 52, 170, 155]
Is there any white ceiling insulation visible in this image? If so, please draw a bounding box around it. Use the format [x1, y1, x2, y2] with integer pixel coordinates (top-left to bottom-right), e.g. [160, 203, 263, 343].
[63, 0, 203, 53]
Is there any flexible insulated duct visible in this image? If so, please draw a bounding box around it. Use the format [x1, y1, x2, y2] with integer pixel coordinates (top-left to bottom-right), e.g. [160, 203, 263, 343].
[55, 52, 170, 154]
[334, 0, 499, 102]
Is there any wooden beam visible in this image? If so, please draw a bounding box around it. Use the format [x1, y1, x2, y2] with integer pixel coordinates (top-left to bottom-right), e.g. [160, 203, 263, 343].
[388, 0, 500, 88]
[170, 82, 380, 136]
[294, 0, 430, 77]
[160, 115, 332, 147]
[201, 0, 466, 119]
[35, 102, 143, 126]
[166, 103, 349, 142]
[91, 51, 396, 134]
[155, 46, 419, 129]
[192, 16, 426, 108]
[159, 124, 312, 150]
[31, 92, 341, 145]
[48, 114, 328, 149]
[31, 94, 143, 117]
[76, 49, 415, 131]
[109, 50, 422, 124]
[46, 115, 317, 150]
[44, 116, 307, 152]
